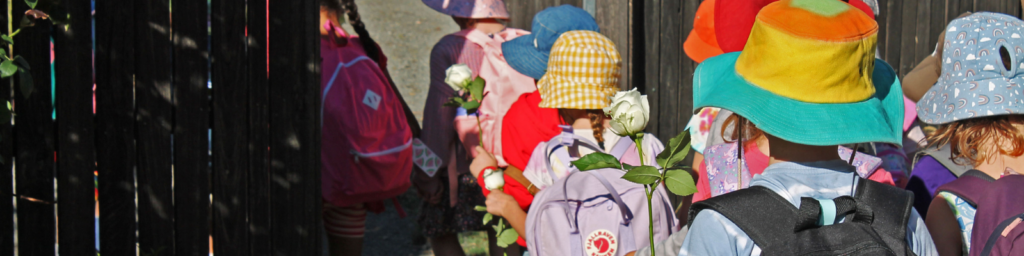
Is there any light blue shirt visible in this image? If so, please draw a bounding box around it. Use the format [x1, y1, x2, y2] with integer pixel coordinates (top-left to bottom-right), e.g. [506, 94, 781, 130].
[679, 160, 938, 256]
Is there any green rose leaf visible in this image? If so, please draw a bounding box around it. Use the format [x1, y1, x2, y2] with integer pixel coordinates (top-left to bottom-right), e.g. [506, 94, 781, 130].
[656, 130, 692, 169]
[570, 152, 621, 171]
[621, 166, 660, 185]
[0, 49, 7, 60]
[0, 60, 16, 78]
[443, 97, 465, 107]
[483, 213, 493, 225]
[18, 68, 32, 98]
[13, 56, 29, 70]
[496, 227, 519, 248]
[468, 77, 485, 102]
[663, 168, 697, 196]
[474, 205, 487, 212]
[461, 100, 480, 112]
[1, 35, 12, 46]
[25, 0, 38, 9]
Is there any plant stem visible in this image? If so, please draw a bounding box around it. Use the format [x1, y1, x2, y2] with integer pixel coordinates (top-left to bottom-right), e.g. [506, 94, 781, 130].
[475, 114, 485, 149]
[634, 134, 655, 256]
[645, 185, 656, 256]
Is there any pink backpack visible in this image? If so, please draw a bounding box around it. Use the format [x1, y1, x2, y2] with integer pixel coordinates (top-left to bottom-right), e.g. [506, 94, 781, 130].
[452, 28, 536, 166]
[320, 25, 412, 207]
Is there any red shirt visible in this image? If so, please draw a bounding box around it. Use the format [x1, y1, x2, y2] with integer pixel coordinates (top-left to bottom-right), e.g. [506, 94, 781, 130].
[501, 91, 562, 170]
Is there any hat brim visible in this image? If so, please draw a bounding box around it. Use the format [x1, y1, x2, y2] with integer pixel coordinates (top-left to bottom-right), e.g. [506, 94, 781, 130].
[694, 52, 905, 145]
[916, 77, 1024, 125]
[684, 30, 724, 63]
[502, 35, 548, 80]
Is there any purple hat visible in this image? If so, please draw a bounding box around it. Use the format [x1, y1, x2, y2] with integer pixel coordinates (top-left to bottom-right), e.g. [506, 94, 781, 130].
[422, 0, 509, 19]
[917, 12, 1024, 124]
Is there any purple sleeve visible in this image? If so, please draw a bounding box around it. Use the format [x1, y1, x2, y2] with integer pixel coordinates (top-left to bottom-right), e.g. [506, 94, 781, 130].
[905, 155, 958, 218]
[420, 34, 484, 170]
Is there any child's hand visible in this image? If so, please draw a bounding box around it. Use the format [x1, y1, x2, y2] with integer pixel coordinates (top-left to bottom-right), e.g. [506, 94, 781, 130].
[485, 189, 516, 217]
[470, 146, 497, 178]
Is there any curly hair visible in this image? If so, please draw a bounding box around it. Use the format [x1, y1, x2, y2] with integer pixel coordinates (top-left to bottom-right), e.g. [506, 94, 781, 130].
[927, 116, 1024, 166]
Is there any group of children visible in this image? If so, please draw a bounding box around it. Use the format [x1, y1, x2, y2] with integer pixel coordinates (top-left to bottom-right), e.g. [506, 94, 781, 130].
[319, 0, 1024, 255]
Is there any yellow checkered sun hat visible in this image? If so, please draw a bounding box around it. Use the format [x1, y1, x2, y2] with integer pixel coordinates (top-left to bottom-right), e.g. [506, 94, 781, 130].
[537, 30, 621, 109]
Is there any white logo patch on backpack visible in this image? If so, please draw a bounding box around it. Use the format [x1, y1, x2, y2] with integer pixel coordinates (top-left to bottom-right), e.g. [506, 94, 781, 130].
[585, 229, 618, 256]
[362, 89, 381, 110]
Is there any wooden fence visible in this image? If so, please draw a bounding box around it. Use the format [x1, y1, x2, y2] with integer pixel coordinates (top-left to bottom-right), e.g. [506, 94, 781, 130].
[1, 0, 322, 255]
[5, 0, 1024, 255]
[507, 0, 1024, 141]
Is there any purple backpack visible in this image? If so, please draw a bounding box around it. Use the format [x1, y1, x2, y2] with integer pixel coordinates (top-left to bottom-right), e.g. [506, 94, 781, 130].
[704, 143, 883, 197]
[937, 171, 1024, 256]
[524, 128, 677, 256]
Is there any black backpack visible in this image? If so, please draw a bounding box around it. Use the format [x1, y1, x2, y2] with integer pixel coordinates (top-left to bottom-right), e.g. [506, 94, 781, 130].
[688, 178, 916, 256]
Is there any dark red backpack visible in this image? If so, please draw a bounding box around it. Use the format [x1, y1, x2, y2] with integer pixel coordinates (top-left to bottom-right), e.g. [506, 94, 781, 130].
[936, 171, 1024, 256]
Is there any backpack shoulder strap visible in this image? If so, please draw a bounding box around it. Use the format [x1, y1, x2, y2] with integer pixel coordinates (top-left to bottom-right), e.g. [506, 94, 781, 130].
[935, 170, 995, 207]
[855, 178, 915, 255]
[688, 186, 797, 252]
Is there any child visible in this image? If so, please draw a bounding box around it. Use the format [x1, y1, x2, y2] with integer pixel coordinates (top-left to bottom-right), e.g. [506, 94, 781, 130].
[466, 4, 602, 248]
[916, 12, 1024, 256]
[417, 0, 530, 254]
[319, 0, 416, 255]
[680, 0, 936, 254]
[473, 30, 665, 250]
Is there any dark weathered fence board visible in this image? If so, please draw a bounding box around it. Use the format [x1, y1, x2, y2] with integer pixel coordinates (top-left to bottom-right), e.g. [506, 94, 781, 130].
[641, 0, 660, 136]
[898, 0, 919, 77]
[267, 0, 321, 254]
[211, 0, 250, 255]
[0, 0, 12, 253]
[135, 0, 176, 254]
[96, 0, 139, 254]
[596, 0, 632, 90]
[656, 0, 682, 140]
[247, 0, 273, 254]
[12, 0, 55, 254]
[173, 0, 212, 255]
[54, 0, 97, 254]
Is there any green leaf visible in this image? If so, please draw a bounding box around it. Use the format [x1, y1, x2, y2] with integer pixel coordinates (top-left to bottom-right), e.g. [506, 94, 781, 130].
[664, 168, 697, 196]
[468, 77, 485, 102]
[443, 96, 465, 107]
[492, 222, 502, 233]
[496, 227, 519, 248]
[18, 69, 32, 98]
[621, 166, 660, 185]
[13, 56, 29, 70]
[1, 35, 11, 45]
[461, 100, 480, 112]
[0, 60, 16, 78]
[656, 130, 692, 169]
[474, 205, 487, 212]
[25, 0, 38, 9]
[570, 152, 622, 171]
[0, 49, 6, 60]
[483, 213, 493, 225]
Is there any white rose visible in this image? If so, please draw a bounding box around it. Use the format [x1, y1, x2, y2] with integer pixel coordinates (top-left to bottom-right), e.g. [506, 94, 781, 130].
[445, 64, 473, 91]
[603, 88, 650, 137]
[483, 168, 505, 191]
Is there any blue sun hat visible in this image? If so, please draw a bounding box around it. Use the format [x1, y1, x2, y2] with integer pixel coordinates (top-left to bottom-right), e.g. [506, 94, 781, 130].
[502, 5, 599, 79]
[917, 12, 1024, 124]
